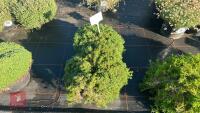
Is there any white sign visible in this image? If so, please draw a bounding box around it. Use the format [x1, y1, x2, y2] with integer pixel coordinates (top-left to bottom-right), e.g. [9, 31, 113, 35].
[90, 12, 103, 33]
[4, 20, 13, 27]
[174, 28, 188, 34]
[90, 12, 103, 25]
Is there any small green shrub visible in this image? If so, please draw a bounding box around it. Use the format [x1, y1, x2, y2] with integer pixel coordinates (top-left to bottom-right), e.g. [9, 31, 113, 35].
[85, 0, 122, 11]
[0, 42, 32, 91]
[10, 0, 57, 29]
[140, 54, 200, 113]
[0, 0, 11, 32]
[64, 24, 133, 107]
[155, 0, 200, 29]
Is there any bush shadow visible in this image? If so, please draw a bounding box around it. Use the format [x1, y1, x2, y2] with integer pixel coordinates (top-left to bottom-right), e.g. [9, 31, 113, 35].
[104, 0, 163, 34]
[185, 36, 200, 51]
[120, 34, 184, 111]
[0, 39, 4, 42]
[19, 19, 77, 89]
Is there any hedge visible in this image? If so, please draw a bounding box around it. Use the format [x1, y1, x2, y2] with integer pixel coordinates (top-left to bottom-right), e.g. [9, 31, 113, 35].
[64, 24, 133, 107]
[140, 54, 200, 113]
[0, 0, 11, 32]
[85, 0, 122, 11]
[155, 0, 200, 29]
[10, 0, 57, 29]
[0, 42, 32, 91]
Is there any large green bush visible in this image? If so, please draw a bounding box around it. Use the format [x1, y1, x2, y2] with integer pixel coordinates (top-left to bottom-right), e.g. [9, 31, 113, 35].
[155, 0, 200, 29]
[0, 42, 32, 91]
[140, 54, 200, 113]
[64, 24, 133, 107]
[10, 0, 57, 29]
[0, 0, 11, 32]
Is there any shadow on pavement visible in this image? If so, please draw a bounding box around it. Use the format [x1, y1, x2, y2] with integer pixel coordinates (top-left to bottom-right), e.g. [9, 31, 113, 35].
[0, 39, 3, 42]
[106, 0, 163, 34]
[17, 19, 77, 94]
[185, 36, 200, 51]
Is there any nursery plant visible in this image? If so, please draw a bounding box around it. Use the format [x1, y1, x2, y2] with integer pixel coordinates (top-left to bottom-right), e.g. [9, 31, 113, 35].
[155, 0, 200, 29]
[84, 0, 122, 11]
[64, 24, 133, 107]
[0, 42, 32, 91]
[140, 54, 200, 113]
[10, 0, 57, 29]
[0, 0, 11, 32]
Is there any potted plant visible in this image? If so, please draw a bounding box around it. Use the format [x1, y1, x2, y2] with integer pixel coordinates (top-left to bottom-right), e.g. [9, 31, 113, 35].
[1, 0, 57, 32]
[83, 0, 122, 12]
[9, 0, 57, 29]
[0, 42, 32, 93]
[140, 54, 200, 113]
[64, 24, 133, 107]
[0, 0, 12, 32]
[155, 0, 200, 39]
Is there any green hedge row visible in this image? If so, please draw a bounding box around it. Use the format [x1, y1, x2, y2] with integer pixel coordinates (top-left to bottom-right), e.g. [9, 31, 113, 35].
[140, 54, 200, 113]
[64, 24, 133, 107]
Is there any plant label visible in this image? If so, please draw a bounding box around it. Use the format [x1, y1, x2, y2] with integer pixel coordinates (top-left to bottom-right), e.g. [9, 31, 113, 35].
[10, 91, 26, 107]
[174, 28, 188, 34]
[4, 20, 13, 27]
[90, 12, 103, 25]
[90, 12, 103, 33]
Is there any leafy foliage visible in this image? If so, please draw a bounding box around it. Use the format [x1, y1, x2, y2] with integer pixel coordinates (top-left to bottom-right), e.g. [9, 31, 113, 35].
[85, 0, 122, 11]
[140, 54, 200, 113]
[0, 42, 32, 91]
[0, 0, 11, 32]
[64, 24, 133, 107]
[155, 0, 200, 29]
[10, 0, 57, 29]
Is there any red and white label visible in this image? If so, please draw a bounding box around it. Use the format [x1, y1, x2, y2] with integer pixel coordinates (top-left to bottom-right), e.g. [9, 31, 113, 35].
[10, 92, 26, 107]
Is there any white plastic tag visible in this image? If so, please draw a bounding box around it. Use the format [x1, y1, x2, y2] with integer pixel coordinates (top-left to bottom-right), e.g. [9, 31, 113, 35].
[90, 12, 103, 26]
[4, 20, 13, 27]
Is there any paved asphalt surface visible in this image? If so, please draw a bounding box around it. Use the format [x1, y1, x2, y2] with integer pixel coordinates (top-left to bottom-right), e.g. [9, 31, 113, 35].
[0, 0, 199, 112]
